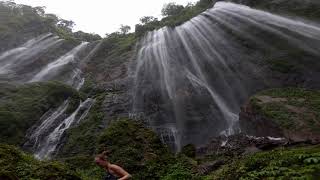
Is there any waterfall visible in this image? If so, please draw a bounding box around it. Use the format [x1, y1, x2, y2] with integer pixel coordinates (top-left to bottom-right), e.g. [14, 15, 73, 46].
[21, 40, 97, 159]
[24, 98, 95, 159]
[132, 2, 320, 149]
[69, 69, 85, 90]
[0, 33, 63, 75]
[30, 42, 89, 86]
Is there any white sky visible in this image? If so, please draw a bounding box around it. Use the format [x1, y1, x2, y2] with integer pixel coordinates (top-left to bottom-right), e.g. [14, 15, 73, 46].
[12, 0, 199, 37]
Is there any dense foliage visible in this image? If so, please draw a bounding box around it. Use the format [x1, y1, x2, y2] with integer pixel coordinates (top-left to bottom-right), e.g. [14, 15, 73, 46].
[83, 32, 136, 83]
[251, 88, 320, 132]
[0, 0, 101, 47]
[135, 0, 215, 37]
[58, 119, 200, 180]
[206, 145, 320, 179]
[0, 82, 80, 145]
[98, 119, 175, 179]
[0, 144, 81, 180]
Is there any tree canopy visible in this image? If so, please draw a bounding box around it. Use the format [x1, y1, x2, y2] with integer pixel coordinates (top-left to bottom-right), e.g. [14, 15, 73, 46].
[119, 24, 131, 35]
[161, 3, 185, 17]
[0, 1, 101, 42]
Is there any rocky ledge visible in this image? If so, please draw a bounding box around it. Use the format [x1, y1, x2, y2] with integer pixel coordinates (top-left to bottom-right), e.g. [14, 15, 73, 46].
[239, 88, 320, 144]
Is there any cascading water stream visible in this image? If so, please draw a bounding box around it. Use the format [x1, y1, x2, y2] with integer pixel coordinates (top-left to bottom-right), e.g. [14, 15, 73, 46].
[132, 2, 320, 150]
[20, 38, 102, 159]
[0, 33, 63, 75]
[30, 42, 89, 86]
[24, 98, 95, 159]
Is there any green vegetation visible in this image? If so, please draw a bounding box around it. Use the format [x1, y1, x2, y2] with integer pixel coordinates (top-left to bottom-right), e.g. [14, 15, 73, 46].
[135, 0, 215, 37]
[135, 0, 320, 37]
[98, 119, 175, 179]
[1, 0, 320, 179]
[2, 137, 319, 180]
[103, 33, 136, 56]
[0, 1, 101, 44]
[268, 58, 298, 74]
[0, 81, 80, 145]
[59, 119, 202, 180]
[2, 103, 320, 179]
[206, 145, 320, 179]
[61, 155, 105, 180]
[251, 88, 320, 132]
[84, 32, 136, 83]
[0, 144, 81, 180]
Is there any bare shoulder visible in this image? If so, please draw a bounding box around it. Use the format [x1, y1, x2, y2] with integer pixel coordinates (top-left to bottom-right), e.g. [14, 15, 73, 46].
[109, 164, 127, 172]
[109, 164, 123, 169]
[109, 164, 130, 177]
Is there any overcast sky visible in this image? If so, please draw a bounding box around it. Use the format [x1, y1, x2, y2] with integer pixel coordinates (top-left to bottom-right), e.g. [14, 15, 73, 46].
[12, 0, 199, 37]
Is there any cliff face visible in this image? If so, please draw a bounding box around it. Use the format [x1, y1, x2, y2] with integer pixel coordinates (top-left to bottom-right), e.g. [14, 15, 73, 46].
[240, 88, 320, 143]
[1, 0, 320, 167]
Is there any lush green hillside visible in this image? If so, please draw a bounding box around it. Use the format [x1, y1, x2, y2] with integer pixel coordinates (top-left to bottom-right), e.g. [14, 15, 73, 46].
[135, 0, 320, 37]
[97, 119, 174, 179]
[0, 144, 81, 180]
[205, 145, 320, 179]
[0, 82, 80, 145]
[1, 97, 319, 179]
[251, 88, 320, 131]
[240, 88, 320, 143]
[60, 119, 202, 180]
[0, 0, 100, 52]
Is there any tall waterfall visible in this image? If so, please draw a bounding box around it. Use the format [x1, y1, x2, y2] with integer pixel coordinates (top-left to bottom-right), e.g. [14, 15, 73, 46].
[25, 98, 95, 159]
[132, 2, 320, 150]
[18, 39, 102, 159]
[30, 42, 89, 88]
[0, 33, 63, 75]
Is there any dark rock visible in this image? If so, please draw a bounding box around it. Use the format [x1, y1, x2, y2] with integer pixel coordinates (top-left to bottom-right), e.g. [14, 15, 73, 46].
[239, 88, 320, 144]
[239, 102, 284, 137]
[196, 133, 287, 157]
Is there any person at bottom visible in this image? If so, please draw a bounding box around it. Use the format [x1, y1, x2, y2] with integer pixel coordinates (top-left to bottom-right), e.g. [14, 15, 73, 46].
[95, 151, 131, 180]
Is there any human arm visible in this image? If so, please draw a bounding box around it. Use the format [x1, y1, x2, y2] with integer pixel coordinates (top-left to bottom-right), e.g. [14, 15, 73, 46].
[109, 164, 132, 180]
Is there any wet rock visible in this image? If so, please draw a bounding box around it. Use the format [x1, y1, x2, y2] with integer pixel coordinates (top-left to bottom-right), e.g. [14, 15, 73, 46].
[239, 88, 320, 144]
[196, 133, 287, 157]
[239, 101, 284, 138]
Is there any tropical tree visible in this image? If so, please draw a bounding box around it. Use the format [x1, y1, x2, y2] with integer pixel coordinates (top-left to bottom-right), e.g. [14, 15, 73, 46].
[161, 3, 184, 17]
[119, 24, 131, 34]
[140, 16, 158, 24]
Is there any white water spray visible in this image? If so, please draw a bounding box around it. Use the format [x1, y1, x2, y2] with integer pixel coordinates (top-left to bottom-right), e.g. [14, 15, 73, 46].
[30, 42, 89, 83]
[132, 2, 320, 149]
[0, 33, 63, 75]
[29, 98, 95, 159]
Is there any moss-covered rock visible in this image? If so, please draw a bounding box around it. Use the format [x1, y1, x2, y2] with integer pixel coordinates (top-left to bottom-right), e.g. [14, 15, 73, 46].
[0, 144, 81, 180]
[0, 81, 80, 145]
[240, 88, 320, 143]
[83, 33, 136, 84]
[205, 145, 320, 179]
